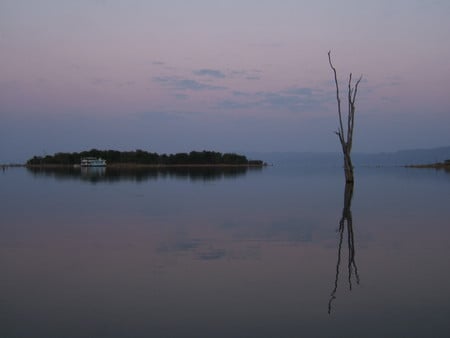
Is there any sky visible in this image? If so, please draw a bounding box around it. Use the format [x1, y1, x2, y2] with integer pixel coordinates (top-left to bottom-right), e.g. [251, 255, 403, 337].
[1, 0, 450, 163]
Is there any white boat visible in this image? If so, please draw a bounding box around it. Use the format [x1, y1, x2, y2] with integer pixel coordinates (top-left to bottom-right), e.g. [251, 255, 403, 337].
[80, 157, 107, 167]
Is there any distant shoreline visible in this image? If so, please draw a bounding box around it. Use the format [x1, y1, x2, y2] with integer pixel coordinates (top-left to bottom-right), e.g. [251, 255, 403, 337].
[405, 161, 450, 170]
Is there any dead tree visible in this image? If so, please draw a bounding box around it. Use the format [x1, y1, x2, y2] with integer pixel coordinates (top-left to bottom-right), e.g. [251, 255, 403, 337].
[328, 51, 362, 183]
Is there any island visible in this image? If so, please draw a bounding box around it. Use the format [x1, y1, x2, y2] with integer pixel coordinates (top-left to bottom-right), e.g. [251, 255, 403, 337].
[405, 159, 450, 172]
[26, 149, 266, 167]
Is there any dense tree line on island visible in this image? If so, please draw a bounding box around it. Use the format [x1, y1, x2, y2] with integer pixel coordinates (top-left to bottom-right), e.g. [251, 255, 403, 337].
[26, 149, 265, 166]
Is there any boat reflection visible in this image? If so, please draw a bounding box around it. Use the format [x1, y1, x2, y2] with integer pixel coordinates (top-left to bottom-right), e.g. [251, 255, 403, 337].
[81, 166, 106, 179]
[26, 165, 262, 183]
[328, 181, 360, 314]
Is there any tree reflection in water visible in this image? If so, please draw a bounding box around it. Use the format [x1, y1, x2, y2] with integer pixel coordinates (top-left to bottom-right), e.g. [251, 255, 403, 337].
[26, 166, 261, 183]
[328, 181, 360, 314]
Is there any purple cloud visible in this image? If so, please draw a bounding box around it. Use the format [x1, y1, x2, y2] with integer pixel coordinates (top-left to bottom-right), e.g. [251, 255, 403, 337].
[153, 76, 226, 91]
[193, 69, 226, 78]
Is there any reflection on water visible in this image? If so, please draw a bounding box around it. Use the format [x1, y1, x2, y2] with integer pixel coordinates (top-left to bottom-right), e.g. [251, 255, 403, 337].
[2, 166, 450, 337]
[328, 181, 360, 314]
[26, 165, 261, 182]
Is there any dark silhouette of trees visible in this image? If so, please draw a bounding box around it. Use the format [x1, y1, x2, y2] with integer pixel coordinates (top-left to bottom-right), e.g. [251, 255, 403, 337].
[328, 51, 362, 183]
[26, 149, 263, 166]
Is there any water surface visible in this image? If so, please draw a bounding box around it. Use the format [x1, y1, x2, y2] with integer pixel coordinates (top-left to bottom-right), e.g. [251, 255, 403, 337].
[1, 165, 449, 337]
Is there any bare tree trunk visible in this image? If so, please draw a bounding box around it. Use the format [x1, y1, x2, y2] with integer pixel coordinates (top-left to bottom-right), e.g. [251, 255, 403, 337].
[328, 51, 362, 183]
[343, 149, 354, 183]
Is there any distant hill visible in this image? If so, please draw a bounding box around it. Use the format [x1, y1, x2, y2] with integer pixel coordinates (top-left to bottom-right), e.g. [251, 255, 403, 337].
[246, 146, 450, 167]
[353, 146, 450, 166]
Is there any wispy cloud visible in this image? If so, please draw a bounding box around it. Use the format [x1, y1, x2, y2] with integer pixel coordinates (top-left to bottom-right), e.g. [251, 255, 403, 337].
[245, 75, 261, 80]
[229, 69, 262, 81]
[174, 93, 188, 100]
[196, 248, 227, 261]
[258, 87, 328, 113]
[193, 69, 226, 78]
[217, 99, 254, 110]
[192, 68, 261, 80]
[217, 86, 326, 113]
[283, 88, 314, 96]
[153, 76, 226, 91]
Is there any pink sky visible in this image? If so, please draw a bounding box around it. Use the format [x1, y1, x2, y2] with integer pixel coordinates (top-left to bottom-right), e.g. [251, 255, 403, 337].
[1, 0, 450, 162]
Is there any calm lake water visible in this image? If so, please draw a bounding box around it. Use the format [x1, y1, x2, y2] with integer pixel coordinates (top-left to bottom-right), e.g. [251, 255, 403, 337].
[1, 165, 450, 338]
